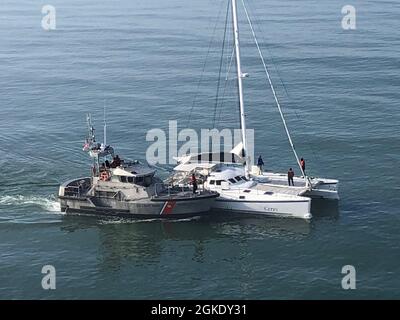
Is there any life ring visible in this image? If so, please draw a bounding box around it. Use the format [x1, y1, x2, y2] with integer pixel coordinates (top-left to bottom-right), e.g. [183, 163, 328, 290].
[100, 171, 110, 181]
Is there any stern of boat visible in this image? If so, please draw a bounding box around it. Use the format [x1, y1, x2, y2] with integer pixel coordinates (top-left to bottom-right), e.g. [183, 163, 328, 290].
[151, 189, 219, 217]
[58, 177, 92, 212]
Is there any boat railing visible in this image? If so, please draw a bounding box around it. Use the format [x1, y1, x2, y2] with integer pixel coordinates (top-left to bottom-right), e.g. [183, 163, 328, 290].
[154, 182, 202, 197]
[223, 185, 271, 196]
[63, 178, 91, 198]
[64, 185, 84, 198]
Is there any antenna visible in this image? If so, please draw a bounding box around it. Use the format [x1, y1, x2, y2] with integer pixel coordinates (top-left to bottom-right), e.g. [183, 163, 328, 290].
[86, 113, 95, 141]
[103, 101, 107, 146]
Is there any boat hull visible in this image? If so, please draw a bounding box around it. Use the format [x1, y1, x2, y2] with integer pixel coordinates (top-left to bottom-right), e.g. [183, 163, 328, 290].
[211, 197, 312, 219]
[58, 178, 218, 219]
[59, 196, 216, 218]
[254, 172, 339, 200]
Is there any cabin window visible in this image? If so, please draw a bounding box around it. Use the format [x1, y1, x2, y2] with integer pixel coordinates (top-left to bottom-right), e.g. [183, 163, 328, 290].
[239, 196, 245, 199]
[120, 176, 127, 183]
[209, 180, 215, 185]
[135, 176, 144, 185]
[243, 189, 251, 193]
[216, 180, 222, 186]
[127, 177, 134, 183]
[228, 178, 236, 184]
[133, 175, 153, 187]
[235, 176, 242, 182]
[264, 191, 274, 195]
[241, 176, 248, 181]
[95, 191, 113, 198]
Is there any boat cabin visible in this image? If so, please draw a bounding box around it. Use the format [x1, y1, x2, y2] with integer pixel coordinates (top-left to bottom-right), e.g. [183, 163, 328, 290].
[205, 166, 254, 190]
[96, 162, 157, 188]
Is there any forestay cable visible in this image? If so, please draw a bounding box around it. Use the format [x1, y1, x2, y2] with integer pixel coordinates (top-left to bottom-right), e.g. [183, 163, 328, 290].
[241, 0, 307, 180]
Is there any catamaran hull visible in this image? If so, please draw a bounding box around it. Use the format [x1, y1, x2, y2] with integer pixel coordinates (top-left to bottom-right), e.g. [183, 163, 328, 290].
[211, 198, 312, 220]
[304, 182, 339, 200]
[254, 172, 339, 200]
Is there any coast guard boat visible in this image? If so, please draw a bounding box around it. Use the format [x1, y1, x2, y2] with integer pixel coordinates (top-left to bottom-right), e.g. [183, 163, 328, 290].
[58, 115, 218, 218]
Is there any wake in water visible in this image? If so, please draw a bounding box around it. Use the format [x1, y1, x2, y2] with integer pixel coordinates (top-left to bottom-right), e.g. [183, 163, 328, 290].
[99, 216, 202, 224]
[0, 195, 61, 212]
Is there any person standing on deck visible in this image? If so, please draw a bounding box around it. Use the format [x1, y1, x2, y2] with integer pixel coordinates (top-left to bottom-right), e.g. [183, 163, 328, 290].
[257, 155, 264, 174]
[191, 173, 198, 194]
[288, 168, 295, 186]
[300, 158, 306, 175]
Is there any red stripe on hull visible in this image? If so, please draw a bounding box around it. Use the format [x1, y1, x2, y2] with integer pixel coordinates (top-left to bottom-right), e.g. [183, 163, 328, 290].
[161, 200, 176, 215]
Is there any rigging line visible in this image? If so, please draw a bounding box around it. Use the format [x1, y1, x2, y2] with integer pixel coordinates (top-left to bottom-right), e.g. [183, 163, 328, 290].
[244, 1, 300, 125]
[217, 36, 234, 125]
[216, 3, 234, 128]
[216, 61, 233, 126]
[217, 29, 234, 126]
[213, 0, 231, 129]
[217, 53, 239, 129]
[241, 0, 307, 180]
[225, 47, 235, 80]
[245, 1, 320, 164]
[216, 69, 230, 124]
[225, 20, 233, 81]
[186, 0, 225, 129]
[245, 0, 291, 100]
[224, 6, 234, 82]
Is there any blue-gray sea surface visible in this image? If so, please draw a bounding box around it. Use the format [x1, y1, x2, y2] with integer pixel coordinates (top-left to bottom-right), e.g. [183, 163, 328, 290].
[0, 0, 399, 299]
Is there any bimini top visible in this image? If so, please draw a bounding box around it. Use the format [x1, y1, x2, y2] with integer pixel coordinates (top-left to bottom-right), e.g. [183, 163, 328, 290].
[209, 166, 246, 181]
[173, 162, 217, 173]
[173, 142, 246, 166]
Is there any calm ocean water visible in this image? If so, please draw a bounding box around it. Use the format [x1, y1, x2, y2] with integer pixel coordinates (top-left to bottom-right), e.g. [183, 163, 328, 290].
[0, 0, 399, 299]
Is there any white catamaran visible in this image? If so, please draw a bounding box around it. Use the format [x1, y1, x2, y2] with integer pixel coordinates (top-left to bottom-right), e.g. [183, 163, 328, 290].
[169, 0, 317, 219]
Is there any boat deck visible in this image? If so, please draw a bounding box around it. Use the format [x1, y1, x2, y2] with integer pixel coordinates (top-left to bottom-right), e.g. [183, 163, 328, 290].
[255, 173, 308, 186]
[255, 183, 308, 196]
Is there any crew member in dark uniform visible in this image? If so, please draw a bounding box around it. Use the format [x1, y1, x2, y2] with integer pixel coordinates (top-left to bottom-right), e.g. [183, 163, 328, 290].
[300, 158, 306, 175]
[257, 155, 265, 173]
[288, 168, 295, 186]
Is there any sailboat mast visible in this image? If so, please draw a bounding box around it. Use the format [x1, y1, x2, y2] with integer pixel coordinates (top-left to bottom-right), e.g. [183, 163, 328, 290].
[231, 0, 250, 177]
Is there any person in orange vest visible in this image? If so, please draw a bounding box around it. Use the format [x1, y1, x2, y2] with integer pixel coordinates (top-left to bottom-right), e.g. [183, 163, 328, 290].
[288, 168, 295, 186]
[191, 173, 198, 194]
[300, 158, 306, 175]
